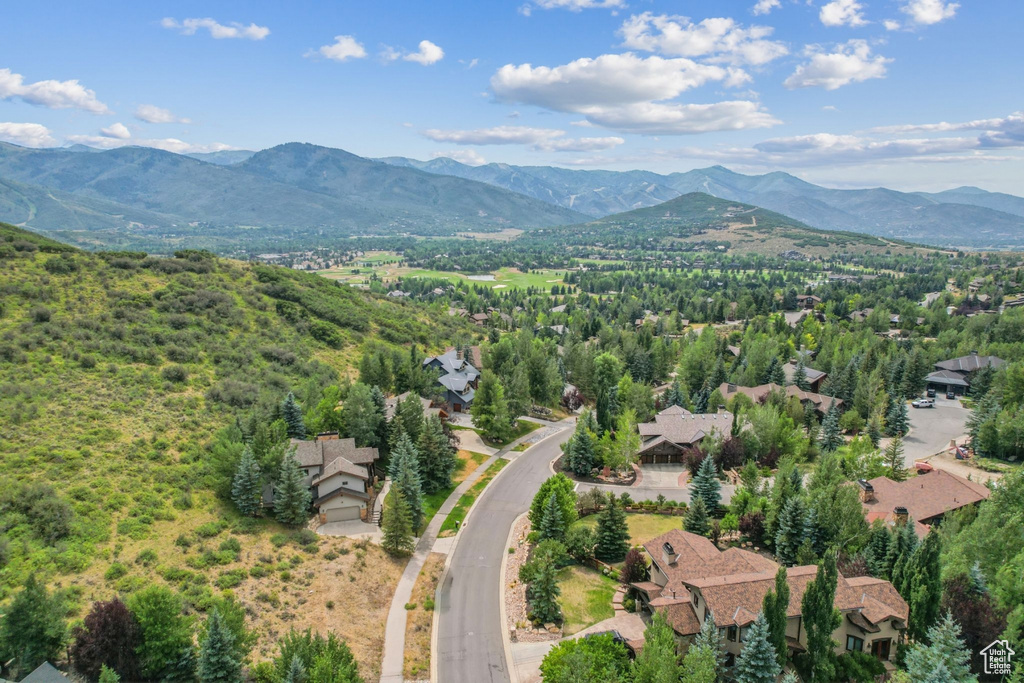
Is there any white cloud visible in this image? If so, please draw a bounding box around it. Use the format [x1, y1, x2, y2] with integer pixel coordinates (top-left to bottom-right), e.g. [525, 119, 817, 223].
[0, 68, 110, 114]
[135, 104, 190, 124]
[527, 0, 626, 11]
[884, 19, 902, 30]
[752, 0, 781, 15]
[404, 40, 445, 66]
[422, 125, 625, 151]
[872, 111, 1024, 148]
[819, 0, 868, 27]
[490, 52, 779, 135]
[161, 17, 269, 40]
[618, 13, 788, 66]
[432, 150, 487, 166]
[100, 122, 131, 139]
[901, 0, 958, 25]
[66, 133, 238, 154]
[784, 40, 890, 90]
[313, 35, 367, 61]
[0, 122, 57, 147]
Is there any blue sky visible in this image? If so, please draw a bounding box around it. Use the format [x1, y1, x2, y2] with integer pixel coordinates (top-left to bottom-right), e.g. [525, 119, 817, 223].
[2, 0, 1022, 193]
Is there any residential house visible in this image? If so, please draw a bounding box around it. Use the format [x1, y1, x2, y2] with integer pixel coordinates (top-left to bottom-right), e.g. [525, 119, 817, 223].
[632, 529, 908, 667]
[16, 663, 67, 683]
[384, 391, 449, 423]
[796, 294, 822, 309]
[857, 468, 991, 539]
[423, 348, 480, 412]
[636, 405, 733, 464]
[469, 312, 490, 326]
[782, 361, 828, 393]
[718, 382, 842, 416]
[848, 308, 874, 323]
[290, 433, 380, 523]
[924, 351, 1005, 396]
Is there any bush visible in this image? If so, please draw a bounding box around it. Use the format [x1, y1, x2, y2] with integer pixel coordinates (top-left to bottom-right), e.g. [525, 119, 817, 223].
[104, 563, 129, 581]
[161, 365, 189, 383]
[619, 548, 647, 584]
[196, 521, 226, 538]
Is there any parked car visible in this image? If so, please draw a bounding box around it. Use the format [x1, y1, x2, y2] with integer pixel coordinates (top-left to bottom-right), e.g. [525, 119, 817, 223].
[947, 389, 957, 400]
[912, 398, 935, 408]
[926, 387, 936, 398]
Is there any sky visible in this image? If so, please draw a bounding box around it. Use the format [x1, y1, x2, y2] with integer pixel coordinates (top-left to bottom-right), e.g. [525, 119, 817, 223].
[2, 0, 1023, 194]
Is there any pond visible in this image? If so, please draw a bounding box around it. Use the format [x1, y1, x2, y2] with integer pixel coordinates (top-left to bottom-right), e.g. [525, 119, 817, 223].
[467, 274, 496, 281]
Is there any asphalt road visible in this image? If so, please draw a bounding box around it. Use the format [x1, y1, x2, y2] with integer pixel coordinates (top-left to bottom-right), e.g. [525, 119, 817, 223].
[903, 397, 970, 463]
[436, 423, 574, 683]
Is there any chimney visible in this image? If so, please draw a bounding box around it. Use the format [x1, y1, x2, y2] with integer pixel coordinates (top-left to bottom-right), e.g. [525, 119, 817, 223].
[727, 383, 737, 393]
[971, 350, 978, 356]
[857, 479, 875, 503]
[894, 506, 909, 525]
[662, 542, 679, 566]
[316, 432, 339, 442]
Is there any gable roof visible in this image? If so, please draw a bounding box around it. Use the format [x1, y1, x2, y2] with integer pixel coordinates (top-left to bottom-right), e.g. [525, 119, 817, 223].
[289, 437, 379, 469]
[783, 362, 827, 384]
[21, 663, 67, 683]
[312, 455, 369, 486]
[644, 529, 777, 598]
[862, 469, 990, 524]
[718, 383, 842, 413]
[637, 407, 733, 449]
[934, 354, 1004, 373]
[384, 391, 433, 421]
[924, 370, 971, 387]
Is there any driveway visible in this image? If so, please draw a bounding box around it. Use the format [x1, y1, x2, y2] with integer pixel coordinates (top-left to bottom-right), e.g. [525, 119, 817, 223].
[436, 423, 574, 683]
[902, 397, 970, 464]
[315, 519, 381, 542]
[576, 463, 735, 505]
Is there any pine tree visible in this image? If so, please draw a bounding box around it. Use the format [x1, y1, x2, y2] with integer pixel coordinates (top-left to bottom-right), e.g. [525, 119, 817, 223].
[343, 383, 383, 448]
[564, 414, 597, 477]
[693, 383, 711, 414]
[197, 608, 241, 683]
[765, 356, 786, 386]
[885, 516, 918, 583]
[507, 364, 531, 420]
[397, 392, 425, 444]
[867, 415, 883, 448]
[792, 356, 810, 390]
[471, 370, 512, 443]
[684, 496, 711, 536]
[284, 654, 306, 683]
[594, 493, 630, 562]
[388, 432, 424, 531]
[884, 436, 907, 482]
[98, 666, 121, 683]
[679, 644, 716, 683]
[526, 558, 562, 624]
[417, 414, 457, 494]
[774, 496, 806, 566]
[274, 451, 312, 526]
[694, 612, 726, 677]
[281, 392, 306, 439]
[903, 530, 943, 642]
[0, 576, 66, 679]
[381, 487, 415, 556]
[538, 492, 566, 542]
[762, 567, 790, 668]
[733, 612, 781, 683]
[230, 446, 263, 517]
[819, 401, 843, 453]
[631, 611, 680, 683]
[886, 398, 909, 437]
[800, 550, 841, 683]
[690, 455, 721, 513]
[904, 613, 978, 683]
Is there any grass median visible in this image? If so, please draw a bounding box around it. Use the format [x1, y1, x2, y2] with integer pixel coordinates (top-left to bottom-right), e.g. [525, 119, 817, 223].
[439, 457, 509, 536]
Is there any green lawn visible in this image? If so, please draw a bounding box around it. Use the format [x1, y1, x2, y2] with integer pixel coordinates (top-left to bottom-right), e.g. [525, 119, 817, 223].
[439, 458, 508, 534]
[573, 512, 681, 549]
[419, 451, 490, 533]
[450, 419, 543, 448]
[557, 565, 618, 635]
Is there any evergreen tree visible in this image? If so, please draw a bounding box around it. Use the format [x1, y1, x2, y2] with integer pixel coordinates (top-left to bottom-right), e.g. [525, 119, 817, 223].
[885, 516, 918, 583]
[631, 611, 680, 683]
[762, 567, 790, 668]
[397, 392, 425, 444]
[471, 370, 513, 443]
[197, 608, 241, 683]
[710, 355, 728, 389]
[693, 383, 711, 414]
[800, 550, 841, 683]
[343, 383, 383, 448]
[529, 474, 578, 530]
[0, 576, 66, 679]
[694, 612, 726, 677]
[690, 455, 721, 513]
[282, 392, 306, 439]
[903, 531, 943, 642]
[864, 524, 892, 577]
[867, 415, 883, 448]
[774, 496, 806, 566]
[884, 436, 907, 482]
[733, 613, 781, 683]
[765, 356, 786, 385]
[388, 433, 424, 531]
[538, 492, 567, 542]
[564, 417, 597, 477]
[886, 398, 909, 437]
[684, 496, 710, 536]
[679, 644, 717, 683]
[369, 385, 390, 453]
[417, 414, 457, 494]
[507, 363, 532, 420]
[381, 487, 415, 557]
[904, 613, 978, 683]
[98, 666, 120, 683]
[594, 493, 630, 562]
[792, 356, 810, 390]
[285, 654, 306, 683]
[526, 558, 562, 624]
[819, 401, 843, 453]
[274, 451, 312, 526]
[230, 446, 263, 517]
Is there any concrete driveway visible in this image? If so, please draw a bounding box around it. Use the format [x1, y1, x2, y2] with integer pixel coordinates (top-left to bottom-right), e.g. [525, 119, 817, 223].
[902, 397, 970, 464]
[638, 464, 688, 488]
[315, 519, 381, 542]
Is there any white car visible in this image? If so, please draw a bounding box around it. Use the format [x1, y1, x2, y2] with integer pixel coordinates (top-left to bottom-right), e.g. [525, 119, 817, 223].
[912, 398, 935, 408]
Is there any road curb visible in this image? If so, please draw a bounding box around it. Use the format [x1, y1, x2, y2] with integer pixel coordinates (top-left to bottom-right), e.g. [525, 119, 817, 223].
[500, 511, 528, 683]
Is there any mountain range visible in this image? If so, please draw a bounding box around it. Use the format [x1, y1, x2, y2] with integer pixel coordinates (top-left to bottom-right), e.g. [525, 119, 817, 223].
[380, 157, 1024, 249]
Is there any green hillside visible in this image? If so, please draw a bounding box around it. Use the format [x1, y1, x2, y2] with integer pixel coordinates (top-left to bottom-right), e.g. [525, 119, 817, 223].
[0, 224, 469, 669]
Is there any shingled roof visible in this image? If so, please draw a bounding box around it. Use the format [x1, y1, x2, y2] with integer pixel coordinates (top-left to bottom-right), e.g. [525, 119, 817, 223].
[934, 353, 1005, 373]
[289, 437, 379, 469]
[718, 382, 842, 413]
[861, 469, 990, 525]
[637, 406, 733, 450]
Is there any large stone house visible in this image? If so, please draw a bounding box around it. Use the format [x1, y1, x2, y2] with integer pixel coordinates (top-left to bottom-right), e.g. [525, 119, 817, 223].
[631, 529, 908, 668]
[924, 351, 1005, 396]
[423, 348, 480, 412]
[289, 433, 380, 523]
[857, 468, 991, 539]
[718, 382, 842, 417]
[636, 405, 733, 464]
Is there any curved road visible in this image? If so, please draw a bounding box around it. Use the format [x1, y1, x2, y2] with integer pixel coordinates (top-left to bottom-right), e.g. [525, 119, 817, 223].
[436, 423, 574, 683]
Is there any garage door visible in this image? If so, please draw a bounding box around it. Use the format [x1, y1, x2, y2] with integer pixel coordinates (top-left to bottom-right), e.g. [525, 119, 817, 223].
[325, 506, 360, 522]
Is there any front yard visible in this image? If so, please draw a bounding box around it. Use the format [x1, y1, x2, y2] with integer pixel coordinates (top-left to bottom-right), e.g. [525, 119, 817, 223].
[557, 565, 619, 635]
[419, 450, 490, 532]
[573, 512, 682, 551]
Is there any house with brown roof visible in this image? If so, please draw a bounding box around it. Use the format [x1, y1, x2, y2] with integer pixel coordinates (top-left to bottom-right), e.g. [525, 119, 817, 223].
[286, 433, 380, 523]
[635, 405, 733, 464]
[796, 294, 822, 309]
[782, 362, 828, 392]
[718, 382, 842, 416]
[632, 529, 908, 668]
[384, 391, 449, 423]
[857, 468, 991, 539]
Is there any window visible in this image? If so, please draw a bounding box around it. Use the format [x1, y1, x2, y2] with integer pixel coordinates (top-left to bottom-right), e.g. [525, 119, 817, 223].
[692, 592, 699, 605]
[727, 625, 738, 642]
[739, 626, 751, 643]
[846, 635, 864, 652]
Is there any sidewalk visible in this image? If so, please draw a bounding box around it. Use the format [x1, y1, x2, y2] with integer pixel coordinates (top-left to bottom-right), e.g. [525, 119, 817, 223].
[378, 421, 563, 682]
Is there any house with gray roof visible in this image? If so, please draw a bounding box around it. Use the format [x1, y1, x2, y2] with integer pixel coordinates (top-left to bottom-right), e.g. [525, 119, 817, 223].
[636, 405, 733, 464]
[423, 348, 480, 412]
[925, 351, 1004, 396]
